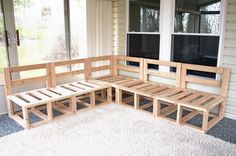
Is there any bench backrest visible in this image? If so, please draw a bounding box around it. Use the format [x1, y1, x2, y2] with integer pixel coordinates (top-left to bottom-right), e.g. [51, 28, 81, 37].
[89, 55, 113, 79]
[53, 58, 91, 86]
[4, 63, 52, 95]
[113, 55, 144, 80]
[144, 58, 182, 87]
[181, 64, 230, 97]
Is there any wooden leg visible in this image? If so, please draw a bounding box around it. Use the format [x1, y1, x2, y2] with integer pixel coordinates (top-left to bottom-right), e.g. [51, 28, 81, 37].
[47, 102, 53, 121]
[153, 98, 160, 117]
[202, 111, 209, 132]
[134, 94, 139, 109]
[6, 99, 14, 116]
[177, 104, 183, 124]
[101, 89, 106, 99]
[22, 107, 29, 129]
[115, 88, 121, 104]
[70, 96, 77, 112]
[90, 91, 96, 107]
[107, 87, 112, 103]
[219, 101, 225, 119]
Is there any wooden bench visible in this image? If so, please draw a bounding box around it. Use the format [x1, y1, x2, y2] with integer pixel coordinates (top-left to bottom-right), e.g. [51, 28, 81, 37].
[3, 55, 230, 132]
[118, 59, 182, 112]
[3, 57, 111, 129]
[91, 55, 144, 103]
[175, 64, 230, 132]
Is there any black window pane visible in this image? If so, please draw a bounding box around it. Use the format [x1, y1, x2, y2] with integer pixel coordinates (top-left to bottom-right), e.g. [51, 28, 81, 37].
[129, 0, 160, 32]
[174, 0, 220, 34]
[127, 34, 159, 59]
[172, 35, 219, 77]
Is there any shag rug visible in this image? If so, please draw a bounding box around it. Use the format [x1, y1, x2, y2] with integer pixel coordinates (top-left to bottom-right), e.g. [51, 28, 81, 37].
[0, 103, 235, 156]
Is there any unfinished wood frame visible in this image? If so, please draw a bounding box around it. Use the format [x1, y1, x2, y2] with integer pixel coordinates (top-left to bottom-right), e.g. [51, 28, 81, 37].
[118, 58, 182, 115]
[3, 55, 230, 132]
[176, 63, 230, 132]
[3, 56, 113, 128]
[3, 63, 55, 128]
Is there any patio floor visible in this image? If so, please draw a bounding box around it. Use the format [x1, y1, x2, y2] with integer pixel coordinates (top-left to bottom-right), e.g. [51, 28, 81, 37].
[0, 105, 236, 144]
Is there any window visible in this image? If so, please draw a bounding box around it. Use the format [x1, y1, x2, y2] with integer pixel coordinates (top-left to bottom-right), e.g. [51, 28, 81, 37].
[127, 0, 160, 60]
[0, 2, 7, 84]
[172, 0, 221, 77]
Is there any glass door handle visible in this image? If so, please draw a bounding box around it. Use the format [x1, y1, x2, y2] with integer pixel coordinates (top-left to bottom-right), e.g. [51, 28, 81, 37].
[16, 30, 20, 46]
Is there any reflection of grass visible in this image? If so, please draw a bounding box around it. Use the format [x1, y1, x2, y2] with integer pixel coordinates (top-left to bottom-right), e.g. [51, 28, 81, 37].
[20, 27, 44, 40]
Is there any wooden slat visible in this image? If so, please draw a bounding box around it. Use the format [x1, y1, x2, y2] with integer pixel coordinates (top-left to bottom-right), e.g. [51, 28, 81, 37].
[79, 81, 99, 88]
[30, 91, 51, 100]
[185, 64, 224, 74]
[19, 93, 39, 103]
[12, 76, 47, 85]
[129, 83, 153, 90]
[112, 79, 131, 85]
[158, 88, 183, 98]
[91, 65, 111, 72]
[117, 64, 139, 73]
[72, 83, 91, 90]
[145, 58, 179, 67]
[8, 95, 28, 107]
[169, 90, 193, 101]
[202, 97, 223, 110]
[140, 102, 153, 110]
[62, 84, 83, 92]
[147, 70, 176, 79]
[120, 80, 143, 87]
[105, 77, 126, 83]
[9, 63, 46, 72]
[147, 86, 169, 94]
[190, 95, 213, 106]
[56, 70, 85, 78]
[179, 93, 202, 103]
[39, 89, 60, 98]
[51, 86, 74, 95]
[186, 77, 221, 87]
[152, 88, 173, 96]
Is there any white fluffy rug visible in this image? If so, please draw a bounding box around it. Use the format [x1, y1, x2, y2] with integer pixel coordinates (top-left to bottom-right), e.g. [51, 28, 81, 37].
[0, 103, 235, 156]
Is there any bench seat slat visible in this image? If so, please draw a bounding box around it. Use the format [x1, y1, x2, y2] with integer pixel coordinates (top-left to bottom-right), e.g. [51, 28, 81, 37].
[39, 89, 61, 98]
[8, 95, 28, 107]
[62, 84, 84, 92]
[51, 86, 74, 95]
[30, 91, 51, 101]
[19, 93, 39, 103]
[79, 81, 98, 88]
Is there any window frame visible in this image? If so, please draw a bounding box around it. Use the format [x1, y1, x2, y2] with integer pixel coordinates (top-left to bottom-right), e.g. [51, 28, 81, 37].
[171, 0, 224, 68]
[126, 0, 161, 60]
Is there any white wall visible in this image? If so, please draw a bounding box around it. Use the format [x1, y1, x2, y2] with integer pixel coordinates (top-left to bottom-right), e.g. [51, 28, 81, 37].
[112, 0, 126, 55]
[220, 0, 236, 120]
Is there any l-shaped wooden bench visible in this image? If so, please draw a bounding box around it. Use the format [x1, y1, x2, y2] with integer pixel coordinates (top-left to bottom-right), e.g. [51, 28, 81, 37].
[3, 55, 229, 132]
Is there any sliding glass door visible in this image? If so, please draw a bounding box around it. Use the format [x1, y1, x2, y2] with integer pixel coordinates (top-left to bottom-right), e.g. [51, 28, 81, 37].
[13, 0, 67, 65]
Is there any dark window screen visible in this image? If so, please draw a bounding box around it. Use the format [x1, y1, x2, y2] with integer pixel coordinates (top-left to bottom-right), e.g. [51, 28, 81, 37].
[172, 35, 219, 78]
[127, 34, 160, 59]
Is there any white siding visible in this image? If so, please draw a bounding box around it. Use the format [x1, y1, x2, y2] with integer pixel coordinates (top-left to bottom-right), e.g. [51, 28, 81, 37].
[221, 0, 236, 120]
[112, 0, 126, 55]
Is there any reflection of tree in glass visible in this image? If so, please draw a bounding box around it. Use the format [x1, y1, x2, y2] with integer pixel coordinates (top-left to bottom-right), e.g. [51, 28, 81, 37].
[47, 35, 79, 61]
[200, 2, 220, 34]
[140, 7, 159, 32]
